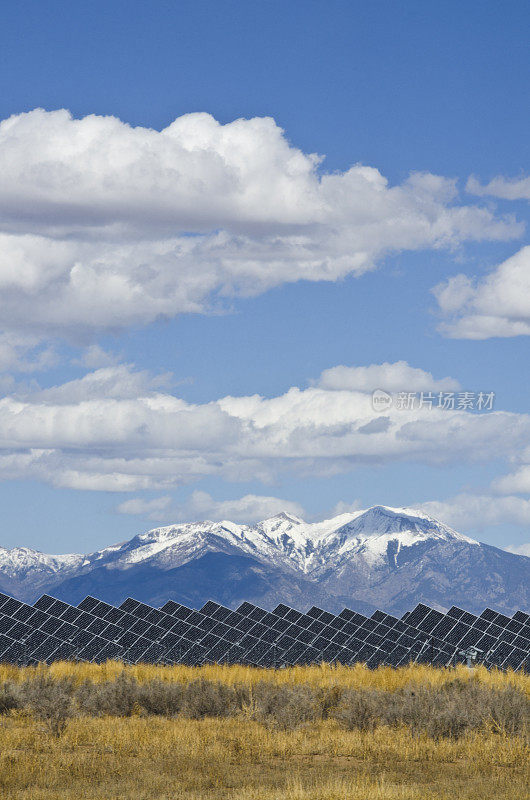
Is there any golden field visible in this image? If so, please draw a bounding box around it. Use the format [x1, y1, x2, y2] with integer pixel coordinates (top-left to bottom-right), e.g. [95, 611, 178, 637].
[1, 658, 529, 690]
[0, 662, 527, 800]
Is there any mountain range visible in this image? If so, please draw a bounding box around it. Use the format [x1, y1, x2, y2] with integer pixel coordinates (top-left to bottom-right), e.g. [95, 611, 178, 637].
[1, 505, 528, 616]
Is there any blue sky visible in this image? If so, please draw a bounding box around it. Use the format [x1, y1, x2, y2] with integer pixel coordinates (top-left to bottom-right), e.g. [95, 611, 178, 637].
[0, 0, 529, 555]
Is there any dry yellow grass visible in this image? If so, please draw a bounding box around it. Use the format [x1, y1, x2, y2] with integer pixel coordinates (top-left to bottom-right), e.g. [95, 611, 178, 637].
[0, 663, 527, 799]
[0, 714, 528, 799]
[0, 659, 528, 693]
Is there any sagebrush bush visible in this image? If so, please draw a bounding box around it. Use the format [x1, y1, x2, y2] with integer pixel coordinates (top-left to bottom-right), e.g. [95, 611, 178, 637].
[136, 679, 184, 716]
[181, 678, 246, 719]
[0, 680, 22, 713]
[329, 678, 530, 740]
[486, 684, 530, 736]
[0, 666, 527, 742]
[250, 682, 319, 729]
[331, 689, 381, 732]
[77, 672, 141, 716]
[23, 675, 75, 737]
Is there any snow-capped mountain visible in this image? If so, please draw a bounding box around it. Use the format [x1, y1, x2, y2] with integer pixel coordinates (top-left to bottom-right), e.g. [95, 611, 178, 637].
[0, 505, 528, 615]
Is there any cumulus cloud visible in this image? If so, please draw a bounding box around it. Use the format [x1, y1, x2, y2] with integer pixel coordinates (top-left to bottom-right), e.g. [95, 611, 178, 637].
[34, 365, 173, 403]
[176, 491, 305, 523]
[419, 493, 530, 531]
[0, 361, 529, 495]
[0, 109, 521, 341]
[329, 499, 364, 516]
[434, 246, 530, 339]
[117, 495, 173, 519]
[492, 466, 530, 495]
[467, 175, 530, 201]
[505, 543, 530, 557]
[77, 345, 121, 369]
[317, 361, 460, 392]
[0, 333, 57, 374]
[117, 490, 305, 523]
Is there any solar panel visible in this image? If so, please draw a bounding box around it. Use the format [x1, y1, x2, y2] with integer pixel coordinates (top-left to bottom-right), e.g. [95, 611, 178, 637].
[7, 621, 31, 640]
[235, 601, 256, 616]
[271, 616, 290, 633]
[204, 640, 233, 663]
[159, 600, 183, 615]
[245, 640, 273, 665]
[306, 606, 325, 619]
[12, 604, 38, 623]
[404, 603, 433, 628]
[494, 612, 512, 628]
[2, 598, 24, 616]
[3, 641, 26, 663]
[118, 597, 141, 614]
[232, 615, 253, 633]
[0, 591, 527, 669]
[416, 609, 445, 633]
[0, 615, 15, 634]
[284, 608, 304, 624]
[32, 595, 57, 612]
[47, 599, 71, 617]
[269, 603, 287, 617]
[76, 596, 100, 613]
[181, 643, 207, 666]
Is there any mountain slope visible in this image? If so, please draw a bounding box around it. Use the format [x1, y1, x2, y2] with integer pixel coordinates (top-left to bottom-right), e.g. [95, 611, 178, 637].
[0, 505, 528, 615]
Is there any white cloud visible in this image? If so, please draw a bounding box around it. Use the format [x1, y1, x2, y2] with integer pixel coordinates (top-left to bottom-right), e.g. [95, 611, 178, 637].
[492, 466, 530, 495]
[317, 361, 460, 392]
[329, 499, 364, 516]
[434, 246, 530, 339]
[0, 361, 528, 494]
[0, 109, 521, 340]
[116, 495, 173, 519]
[77, 345, 121, 369]
[419, 493, 530, 531]
[177, 491, 305, 523]
[116, 490, 305, 524]
[467, 175, 530, 201]
[0, 333, 57, 373]
[505, 543, 530, 557]
[34, 364, 173, 403]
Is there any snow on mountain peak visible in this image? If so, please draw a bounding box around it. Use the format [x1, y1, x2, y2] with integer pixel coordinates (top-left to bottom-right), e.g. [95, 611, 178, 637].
[0, 545, 83, 578]
[317, 505, 479, 569]
[95, 504, 479, 575]
[0, 503, 480, 585]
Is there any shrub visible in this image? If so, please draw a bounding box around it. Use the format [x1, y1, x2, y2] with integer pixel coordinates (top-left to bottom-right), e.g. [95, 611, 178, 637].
[77, 672, 141, 717]
[317, 685, 345, 719]
[181, 679, 246, 719]
[0, 681, 22, 713]
[481, 685, 530, 737]
[137, 680, 184, 716]
[331, 689, 381, 732]
[23, 676, 75, 737]
[251, 683, 319, 729]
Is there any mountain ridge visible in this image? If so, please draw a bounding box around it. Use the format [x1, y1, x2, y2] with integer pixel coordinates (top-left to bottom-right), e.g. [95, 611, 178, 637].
[0, 505, 527, 616]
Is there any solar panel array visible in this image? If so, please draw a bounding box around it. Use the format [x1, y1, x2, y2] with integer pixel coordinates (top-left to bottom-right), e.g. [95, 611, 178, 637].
[0, 591, 527, 670]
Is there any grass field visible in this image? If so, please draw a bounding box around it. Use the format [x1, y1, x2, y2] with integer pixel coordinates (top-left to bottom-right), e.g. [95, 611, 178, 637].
[0, 662, 527, 800]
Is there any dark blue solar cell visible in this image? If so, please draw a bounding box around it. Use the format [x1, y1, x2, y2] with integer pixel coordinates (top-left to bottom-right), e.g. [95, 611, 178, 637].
[77, 596, 100, 613]
[1, 598, 23, 616]
[118, 598, 141, 614]
[200, 601, 222, 616]
[272, 604, 292, 617]
[235, 602, 256, 616]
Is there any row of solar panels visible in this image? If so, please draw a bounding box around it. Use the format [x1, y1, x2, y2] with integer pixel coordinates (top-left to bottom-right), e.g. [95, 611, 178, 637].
[0, 591, 528, 670]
